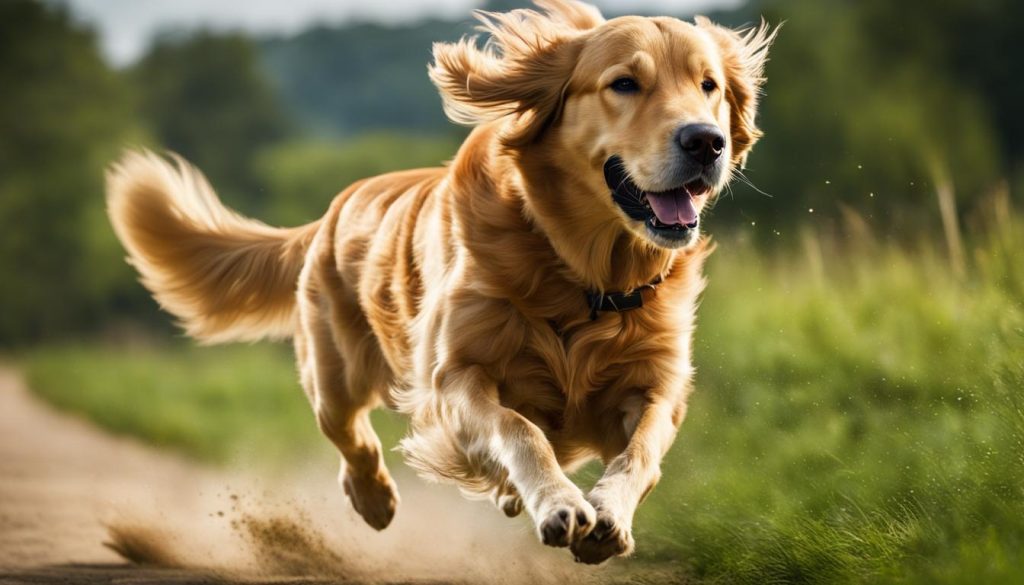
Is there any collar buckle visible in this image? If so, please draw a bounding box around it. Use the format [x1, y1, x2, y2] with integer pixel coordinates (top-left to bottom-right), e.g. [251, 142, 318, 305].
[585, 276, 663, 320]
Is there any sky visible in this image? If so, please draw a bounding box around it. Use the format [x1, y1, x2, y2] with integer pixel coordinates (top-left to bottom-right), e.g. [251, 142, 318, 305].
[60, 0, 742, 66]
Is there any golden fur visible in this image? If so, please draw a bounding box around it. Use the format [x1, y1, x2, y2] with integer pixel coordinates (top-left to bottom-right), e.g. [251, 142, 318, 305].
[106, 0, 774, 564]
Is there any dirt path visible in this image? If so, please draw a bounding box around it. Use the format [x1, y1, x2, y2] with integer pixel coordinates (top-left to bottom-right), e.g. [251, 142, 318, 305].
[0, 367, 611, 584]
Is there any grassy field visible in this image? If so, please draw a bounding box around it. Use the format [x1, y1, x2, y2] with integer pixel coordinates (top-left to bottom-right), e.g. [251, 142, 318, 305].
[20, 204, 1024, 583]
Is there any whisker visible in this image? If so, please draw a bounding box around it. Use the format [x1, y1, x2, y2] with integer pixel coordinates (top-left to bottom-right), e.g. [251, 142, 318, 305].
[712, 183, 732, 208]
[733, 170, 773, 199]
[613, 168, 647, 204]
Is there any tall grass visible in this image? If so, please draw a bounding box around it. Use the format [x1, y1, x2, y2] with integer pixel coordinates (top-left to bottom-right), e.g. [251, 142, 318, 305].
[634, 195, 1024, 583]
[20, 197, 1024, 583]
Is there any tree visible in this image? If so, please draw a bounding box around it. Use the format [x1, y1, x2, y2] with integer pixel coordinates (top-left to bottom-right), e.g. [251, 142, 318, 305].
[260, 20, 467, 139]
[133, 31, 293, 214]
[0, 1, 139, 344]
[707, 0, 1002, 231]
[857, 0, 1024, 168]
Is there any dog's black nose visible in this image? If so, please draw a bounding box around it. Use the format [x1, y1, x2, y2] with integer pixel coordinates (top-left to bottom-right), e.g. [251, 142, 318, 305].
[677, 124, 726, 166]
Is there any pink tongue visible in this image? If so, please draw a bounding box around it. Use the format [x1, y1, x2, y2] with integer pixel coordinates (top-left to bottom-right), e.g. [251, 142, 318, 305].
[646, 190, 697, 226]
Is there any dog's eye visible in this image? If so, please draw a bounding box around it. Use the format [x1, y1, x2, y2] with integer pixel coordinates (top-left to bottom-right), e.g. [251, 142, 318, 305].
[610, 77, 640, 94]
[701, 79, 718, 93]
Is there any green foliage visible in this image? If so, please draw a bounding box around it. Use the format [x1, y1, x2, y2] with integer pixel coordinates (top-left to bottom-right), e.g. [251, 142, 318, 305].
[0, 1, 141, 345]
[713, 0, 1002, 231]
[260, 20, 468, 137]
[20, 341, 404, 467]
[856, 0, 1024, 165]
[133, 31, 293, 213]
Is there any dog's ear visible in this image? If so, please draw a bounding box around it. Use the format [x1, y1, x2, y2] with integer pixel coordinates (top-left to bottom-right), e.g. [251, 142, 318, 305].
[696, 17, 778, 168]
[430, 1, 604, 147]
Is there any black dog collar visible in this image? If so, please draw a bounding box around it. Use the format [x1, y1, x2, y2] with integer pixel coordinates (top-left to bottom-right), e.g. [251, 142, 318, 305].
[585, 276, 663, 320]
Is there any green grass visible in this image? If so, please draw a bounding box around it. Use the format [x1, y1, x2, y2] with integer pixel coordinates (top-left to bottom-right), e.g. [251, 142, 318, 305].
[21, 343, 407, 466]
[19, 206, 1024, 583]
[22, 343, 318, 463]
[631, 210, 1024, 583]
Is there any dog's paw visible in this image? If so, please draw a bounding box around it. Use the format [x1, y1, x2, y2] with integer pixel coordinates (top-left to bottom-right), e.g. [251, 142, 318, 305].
[536, 496, 596, 548]
[570, 509, 634, 564]
[341, 469, 399, 531]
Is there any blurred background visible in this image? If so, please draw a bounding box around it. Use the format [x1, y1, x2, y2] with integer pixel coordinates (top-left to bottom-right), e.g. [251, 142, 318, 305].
[2, 0, 1023, 583]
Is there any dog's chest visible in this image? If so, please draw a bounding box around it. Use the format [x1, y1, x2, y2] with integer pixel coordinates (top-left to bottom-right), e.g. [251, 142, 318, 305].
[499, 316, 669, 434]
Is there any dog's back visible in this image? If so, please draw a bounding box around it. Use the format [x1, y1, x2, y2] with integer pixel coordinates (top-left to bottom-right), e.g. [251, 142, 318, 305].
[107, 150, 449, 352]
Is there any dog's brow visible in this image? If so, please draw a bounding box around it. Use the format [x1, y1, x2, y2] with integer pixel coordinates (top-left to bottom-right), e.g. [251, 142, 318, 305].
[630, 50, 657, 80]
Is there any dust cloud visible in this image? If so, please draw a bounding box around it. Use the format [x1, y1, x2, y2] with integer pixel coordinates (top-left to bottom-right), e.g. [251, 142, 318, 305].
[103, 469, 603, 584]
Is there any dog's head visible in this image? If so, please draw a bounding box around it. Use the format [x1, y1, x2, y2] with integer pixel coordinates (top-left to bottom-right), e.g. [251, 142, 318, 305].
[431, 0, 776, 250]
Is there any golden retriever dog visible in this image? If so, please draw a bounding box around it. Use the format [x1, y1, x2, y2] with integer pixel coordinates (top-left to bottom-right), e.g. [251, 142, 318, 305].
[106, 0, 775, 564]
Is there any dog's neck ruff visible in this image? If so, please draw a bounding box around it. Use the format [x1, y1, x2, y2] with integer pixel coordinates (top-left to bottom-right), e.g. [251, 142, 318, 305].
[585, 275, 663, 320]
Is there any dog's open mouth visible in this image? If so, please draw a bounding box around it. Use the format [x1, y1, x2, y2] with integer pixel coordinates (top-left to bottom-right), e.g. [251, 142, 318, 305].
[603, 156, 710, 237]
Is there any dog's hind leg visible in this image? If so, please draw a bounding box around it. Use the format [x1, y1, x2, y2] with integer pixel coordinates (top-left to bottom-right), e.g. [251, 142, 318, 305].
[297, 277, 399, 530]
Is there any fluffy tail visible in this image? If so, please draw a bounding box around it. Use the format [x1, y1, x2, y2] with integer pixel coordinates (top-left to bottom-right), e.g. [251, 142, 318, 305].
[106, 150, 320, 344]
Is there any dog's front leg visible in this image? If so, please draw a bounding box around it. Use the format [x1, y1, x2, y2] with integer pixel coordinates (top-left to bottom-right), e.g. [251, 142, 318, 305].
[438, 366, 596, 547]
[571, 399, 683, 564]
